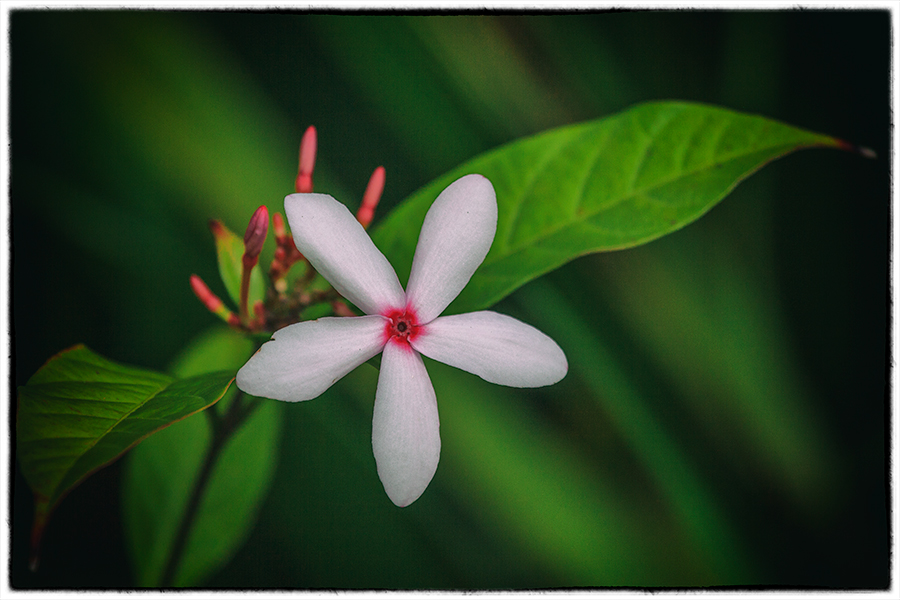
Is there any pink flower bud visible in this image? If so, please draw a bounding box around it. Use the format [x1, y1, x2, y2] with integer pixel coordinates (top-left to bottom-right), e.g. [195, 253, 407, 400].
[190, 274, 223, 313]
[243, 205, 269, 260]
[295, 126, 317, 193]
[191, 275, 222, 312]
[273, 211, 287, 240]
[357, 166, 385, 229]
[190, 274, 241, 328]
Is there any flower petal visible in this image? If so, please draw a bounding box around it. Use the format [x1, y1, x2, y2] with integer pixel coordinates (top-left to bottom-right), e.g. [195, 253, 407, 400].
[411, 311, 568, 387]
[372, 340, 440, 507]
[405, 174, 497, 323]
[236, 316, 386, 402]
[285, 193, 406, 315]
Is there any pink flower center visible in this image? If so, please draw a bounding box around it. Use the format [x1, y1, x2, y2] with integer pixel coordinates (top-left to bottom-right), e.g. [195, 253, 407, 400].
[383, 306, 421, 347]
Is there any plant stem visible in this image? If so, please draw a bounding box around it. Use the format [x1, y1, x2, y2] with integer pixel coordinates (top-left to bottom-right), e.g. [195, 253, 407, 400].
[159, 391, 260, 587]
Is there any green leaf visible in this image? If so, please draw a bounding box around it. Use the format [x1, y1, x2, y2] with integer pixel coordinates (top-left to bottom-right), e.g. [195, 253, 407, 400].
[122, 326, 282, 587]
[211, 219, 265, 310]
[372, 101, 846, 314]
[16, 345, 234, 566]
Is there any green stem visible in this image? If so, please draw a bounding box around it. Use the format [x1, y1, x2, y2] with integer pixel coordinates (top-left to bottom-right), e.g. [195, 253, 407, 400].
[159, 390, 261, 587]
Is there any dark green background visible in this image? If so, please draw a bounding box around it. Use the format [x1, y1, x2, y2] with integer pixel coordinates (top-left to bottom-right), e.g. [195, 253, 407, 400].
[10, 10, 890, 589]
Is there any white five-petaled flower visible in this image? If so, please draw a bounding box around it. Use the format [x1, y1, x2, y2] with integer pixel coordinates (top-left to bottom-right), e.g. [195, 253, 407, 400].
[236, 174, 568, 506]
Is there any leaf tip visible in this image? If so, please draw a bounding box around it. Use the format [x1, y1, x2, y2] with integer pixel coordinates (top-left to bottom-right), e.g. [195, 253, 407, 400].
[209, 218, 233, 242]
[835, 138, 877, 159]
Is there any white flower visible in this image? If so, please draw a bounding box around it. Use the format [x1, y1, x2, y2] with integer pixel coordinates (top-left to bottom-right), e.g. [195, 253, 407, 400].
[237, 174, 568, 506]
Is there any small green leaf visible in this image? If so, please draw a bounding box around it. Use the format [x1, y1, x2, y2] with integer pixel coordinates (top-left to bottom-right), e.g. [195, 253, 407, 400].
[123, 326, 282, 587]
[372, 101, 846, 314]
[16, 345, 234, 565]
[211, 219, 265, 309]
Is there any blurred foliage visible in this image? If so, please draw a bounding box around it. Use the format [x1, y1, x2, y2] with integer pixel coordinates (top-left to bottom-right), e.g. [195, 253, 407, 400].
[123, 327, 280, 587]
[11, 10, 889, 589]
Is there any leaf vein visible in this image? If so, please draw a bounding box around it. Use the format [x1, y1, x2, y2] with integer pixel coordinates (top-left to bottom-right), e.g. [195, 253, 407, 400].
[573, 126, 613, 217]
[46, 381, 174, 501]
[501, 131, 577, 252]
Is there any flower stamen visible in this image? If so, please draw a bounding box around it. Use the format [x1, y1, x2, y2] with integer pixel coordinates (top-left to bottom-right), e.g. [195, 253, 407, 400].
[383, 307, 421, 346]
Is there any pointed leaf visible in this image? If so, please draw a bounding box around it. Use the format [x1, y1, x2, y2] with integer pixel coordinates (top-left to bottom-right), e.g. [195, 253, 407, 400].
[372, 101, 850, 314]
[210, 219, 265, 309]
[16, 345, 234, 564]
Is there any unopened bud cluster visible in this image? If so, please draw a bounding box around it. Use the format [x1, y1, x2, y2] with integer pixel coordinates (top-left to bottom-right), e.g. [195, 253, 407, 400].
[190, 125, 387, 334]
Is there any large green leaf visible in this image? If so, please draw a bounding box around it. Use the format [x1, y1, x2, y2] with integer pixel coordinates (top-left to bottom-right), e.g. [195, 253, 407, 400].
[122, 326, 282, 587]
[16, 345, 234, 565]
[372, 101, 845, 314]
